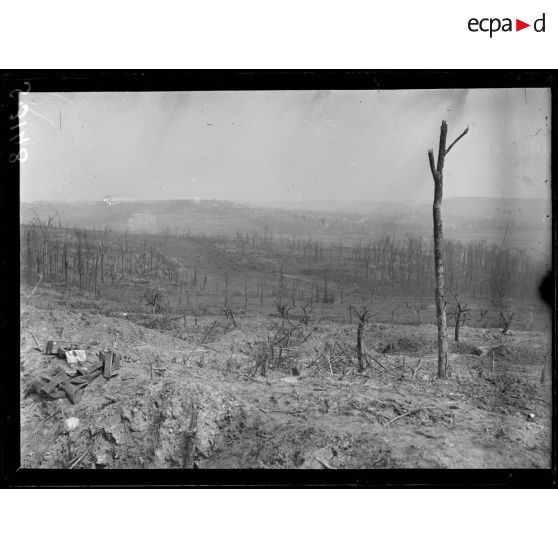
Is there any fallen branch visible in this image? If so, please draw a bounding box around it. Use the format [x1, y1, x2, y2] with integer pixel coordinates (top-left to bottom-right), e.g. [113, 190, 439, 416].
[33, 409, 60, 448]
[68, 452, 87, 469]
[367, 352, 391, 373]
[23, 275, 43, 298]
[314, 455, 335, 469]
[184, 320, 217, 363]
[27, 330, 41, 351]
[352, 405, 375, 422]
[385, 406, 432, 427]
[410, 358, 423, 380]
[37, 408, 60, 426]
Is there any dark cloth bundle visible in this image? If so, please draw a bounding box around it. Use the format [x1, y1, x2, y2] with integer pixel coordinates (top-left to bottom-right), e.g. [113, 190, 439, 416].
[29, 362, 104, 404]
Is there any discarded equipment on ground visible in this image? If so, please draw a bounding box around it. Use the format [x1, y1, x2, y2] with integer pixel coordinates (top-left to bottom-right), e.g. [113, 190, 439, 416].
[28, 341, 121, 404]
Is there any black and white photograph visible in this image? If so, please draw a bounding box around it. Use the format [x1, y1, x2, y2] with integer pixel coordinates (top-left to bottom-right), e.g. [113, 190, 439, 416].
[14, 80, 553, 474]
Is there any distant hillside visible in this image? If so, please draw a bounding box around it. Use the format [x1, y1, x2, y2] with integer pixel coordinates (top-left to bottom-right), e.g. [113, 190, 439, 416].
[20, 199, 260, 234]
[254, 199, 415, 214]
[20, 196, 551, 256]
[260, 196, 550, 223]
[441, 197, 550, 222]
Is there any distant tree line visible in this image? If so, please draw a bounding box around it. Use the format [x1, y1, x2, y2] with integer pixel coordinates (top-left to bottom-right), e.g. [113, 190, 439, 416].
[21, 217, 179, 298]
[212, 230, 545, 303]
[21, 217, 546, 313]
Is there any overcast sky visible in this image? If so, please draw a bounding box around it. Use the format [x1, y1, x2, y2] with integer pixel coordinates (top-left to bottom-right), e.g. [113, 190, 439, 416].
[20, 88, 550, 205]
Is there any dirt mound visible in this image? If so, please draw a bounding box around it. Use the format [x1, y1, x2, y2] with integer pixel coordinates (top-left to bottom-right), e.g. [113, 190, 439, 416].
[22, 372, 238, 469]
[20, 298, 552, 470]
[486, 342, 548, 365]
[378, 338, 422, 354]
[449, 341, 483, 355]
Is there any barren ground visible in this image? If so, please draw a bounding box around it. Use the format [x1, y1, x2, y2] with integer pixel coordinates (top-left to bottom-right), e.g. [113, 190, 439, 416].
[20, 294, 552, 469]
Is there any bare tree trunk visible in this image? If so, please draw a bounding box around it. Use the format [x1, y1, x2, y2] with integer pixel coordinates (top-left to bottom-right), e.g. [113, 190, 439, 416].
[428, 120, 469, 379]
[352, 306, 370, 373]
[452, 298, 469, 342]
[244, 269, 248, 311]
[94, 251, 99, 298]
[356, 321, 364, 373]
[64, 243, 68, 289]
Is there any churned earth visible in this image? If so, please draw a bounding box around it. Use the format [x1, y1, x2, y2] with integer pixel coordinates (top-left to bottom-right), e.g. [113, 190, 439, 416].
[20, 294, 552, 469]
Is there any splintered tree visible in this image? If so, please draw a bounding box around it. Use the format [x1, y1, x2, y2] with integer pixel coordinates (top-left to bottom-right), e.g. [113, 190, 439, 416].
[499, 309, 516, 334]
[428, 120, 469, 378]
[144, 287, 164, 314]
[448, 294, 470, 342]
[351, 305, 372, 373]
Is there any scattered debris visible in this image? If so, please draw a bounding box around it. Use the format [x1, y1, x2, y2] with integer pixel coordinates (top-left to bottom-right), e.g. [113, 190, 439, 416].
[28, 346, 122, 404]
[385, 406, 432, 427]
[65, 349, 88, 366]
[45, 340, 60, 355]
[100, 350, 114, 379]
[20, 301, 553, 470]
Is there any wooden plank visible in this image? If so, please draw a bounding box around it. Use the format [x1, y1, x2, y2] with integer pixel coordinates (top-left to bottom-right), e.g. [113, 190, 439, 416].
[102, 350, 113, 379]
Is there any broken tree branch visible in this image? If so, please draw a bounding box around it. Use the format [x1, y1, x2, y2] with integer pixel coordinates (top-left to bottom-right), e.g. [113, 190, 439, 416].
[410, 358, 423, 380]
[314, 455, 335, 469]
[385, 406, 432, 427]
[23, 274, 43, 298]
[27, 330, 41, 351]
[445, 125, 469, 155]
[367, 352, 391, 373]
[68, 451, 87, 469]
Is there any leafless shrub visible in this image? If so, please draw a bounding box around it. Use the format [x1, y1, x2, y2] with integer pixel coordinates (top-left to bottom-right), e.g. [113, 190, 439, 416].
[277, 302, 290, 320]
[447, 294, 470, 342]
[144, 287, 165, 314]
[301, 300, 314, 326]
[251, 343, 270, 377]
[218, 303, 238, 330]
[499, 309, 516, 334]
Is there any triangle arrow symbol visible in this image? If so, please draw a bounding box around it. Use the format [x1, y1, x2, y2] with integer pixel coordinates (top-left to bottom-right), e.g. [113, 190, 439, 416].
[516, 19, 530, 31]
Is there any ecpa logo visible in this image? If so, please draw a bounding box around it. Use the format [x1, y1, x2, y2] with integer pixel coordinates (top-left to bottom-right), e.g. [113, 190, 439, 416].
[468, 13, 546, 37]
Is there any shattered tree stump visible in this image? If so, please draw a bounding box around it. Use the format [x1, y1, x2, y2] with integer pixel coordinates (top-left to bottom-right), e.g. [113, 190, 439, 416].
[100, 350, 120, 379]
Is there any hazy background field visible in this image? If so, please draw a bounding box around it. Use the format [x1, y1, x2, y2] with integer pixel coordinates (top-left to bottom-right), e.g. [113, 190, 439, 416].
[20, 195, 551, 332]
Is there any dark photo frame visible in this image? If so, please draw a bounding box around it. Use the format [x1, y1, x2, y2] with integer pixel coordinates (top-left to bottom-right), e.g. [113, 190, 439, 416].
[1, 70, 556, 487]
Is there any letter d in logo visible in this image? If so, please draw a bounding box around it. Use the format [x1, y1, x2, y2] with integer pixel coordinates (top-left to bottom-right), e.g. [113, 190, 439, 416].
[534, 13, 546, 32]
